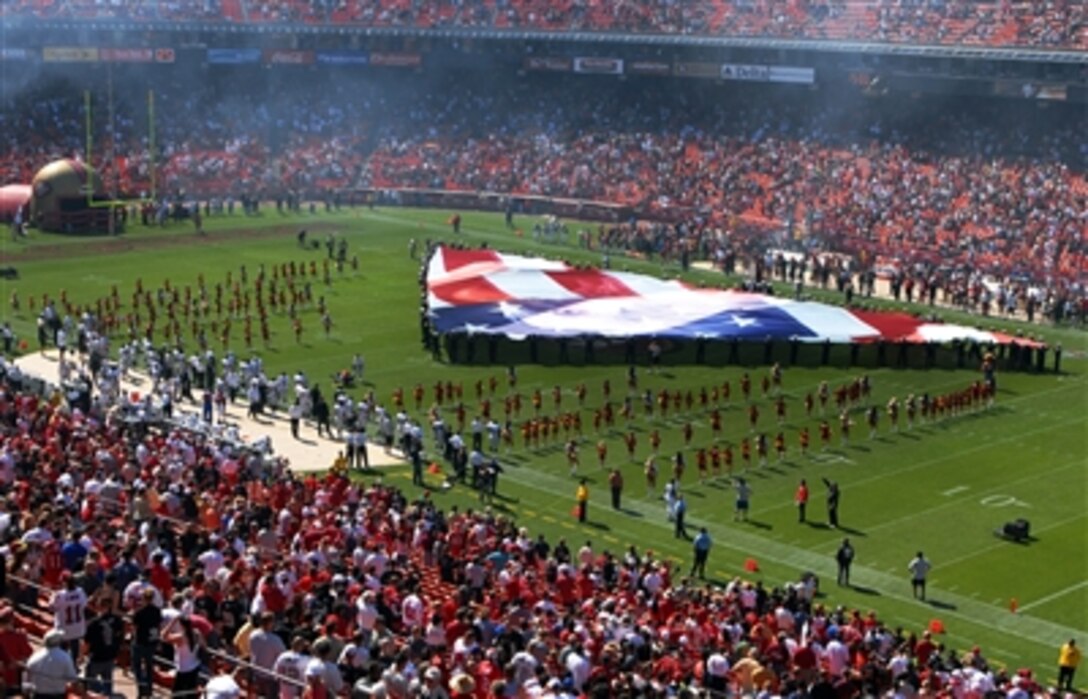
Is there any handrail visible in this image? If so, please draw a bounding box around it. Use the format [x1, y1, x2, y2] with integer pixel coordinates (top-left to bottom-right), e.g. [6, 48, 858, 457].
[5, 572, 309, 693]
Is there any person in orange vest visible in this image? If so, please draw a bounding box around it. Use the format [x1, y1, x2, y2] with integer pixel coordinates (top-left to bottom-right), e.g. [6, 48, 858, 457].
[795, 479, 809, 523]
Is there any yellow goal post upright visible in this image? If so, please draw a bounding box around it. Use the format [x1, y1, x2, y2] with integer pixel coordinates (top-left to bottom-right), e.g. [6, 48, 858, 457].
[82, 79, 157, 230]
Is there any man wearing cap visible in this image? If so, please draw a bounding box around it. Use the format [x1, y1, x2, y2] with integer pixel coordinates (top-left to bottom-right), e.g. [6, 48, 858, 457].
[24, 630, 79, 699]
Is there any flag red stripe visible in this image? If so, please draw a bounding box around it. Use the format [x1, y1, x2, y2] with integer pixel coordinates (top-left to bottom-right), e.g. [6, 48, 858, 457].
[544, 269, 636, 298]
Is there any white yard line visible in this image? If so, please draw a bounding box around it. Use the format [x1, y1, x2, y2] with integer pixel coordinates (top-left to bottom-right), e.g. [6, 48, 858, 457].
[1016, 579, 1088, 614]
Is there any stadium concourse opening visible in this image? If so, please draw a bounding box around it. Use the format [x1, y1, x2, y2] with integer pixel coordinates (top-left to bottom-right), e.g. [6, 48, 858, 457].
[423, 245, 1054, 372]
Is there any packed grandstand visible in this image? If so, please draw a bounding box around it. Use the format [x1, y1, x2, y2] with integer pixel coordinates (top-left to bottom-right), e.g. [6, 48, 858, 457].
[2, 75, 1085, 323]
[0, 3, 1086, 699]
[2, 0, 1086, 50]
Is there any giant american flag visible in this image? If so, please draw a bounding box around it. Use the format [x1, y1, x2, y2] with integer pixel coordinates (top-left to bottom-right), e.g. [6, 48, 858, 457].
[426, 246, 1037, 346]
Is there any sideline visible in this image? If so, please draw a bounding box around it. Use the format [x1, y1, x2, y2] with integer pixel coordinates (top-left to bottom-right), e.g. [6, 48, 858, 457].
[12, 349, 406, 472]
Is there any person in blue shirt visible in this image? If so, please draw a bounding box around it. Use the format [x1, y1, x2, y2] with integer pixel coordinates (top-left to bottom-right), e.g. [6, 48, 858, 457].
[674, 495, 690, 540]
[60, 531, 88, 572]
[691, 528, 712, 579]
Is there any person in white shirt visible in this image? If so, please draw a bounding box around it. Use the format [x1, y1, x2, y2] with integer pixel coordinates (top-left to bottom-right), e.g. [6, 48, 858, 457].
[908, 551, 932, 600]
[272, 637, 311, 699]
[401, 590, 425, 630]
[305, 640, 343, 696]
[198, 543, 226, 578]
[51, 576, 88, 662]
[355, 591, 379, 644]
[25, 630, 79, 698]
[163, 614, 204, 699]
[887, 647, 911, 679]
[825, 630, 850, 678]
[705, 650, 731, 693]
[204, 672, 242, 699]
[563, 646, 591, 691]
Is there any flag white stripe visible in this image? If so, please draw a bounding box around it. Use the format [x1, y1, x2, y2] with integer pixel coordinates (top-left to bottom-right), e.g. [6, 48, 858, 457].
[483, 269, 583, 302]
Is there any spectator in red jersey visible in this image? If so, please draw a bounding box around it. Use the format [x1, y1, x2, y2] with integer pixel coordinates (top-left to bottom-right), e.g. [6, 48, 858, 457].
[0, 606, 33, 695]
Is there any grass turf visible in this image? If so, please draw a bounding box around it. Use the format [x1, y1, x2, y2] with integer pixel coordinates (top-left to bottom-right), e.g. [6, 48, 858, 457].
[0, 207, 1084, 681]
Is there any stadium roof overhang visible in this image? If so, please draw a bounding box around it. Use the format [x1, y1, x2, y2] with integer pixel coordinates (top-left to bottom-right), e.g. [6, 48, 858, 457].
[8, 18, 1088, 65]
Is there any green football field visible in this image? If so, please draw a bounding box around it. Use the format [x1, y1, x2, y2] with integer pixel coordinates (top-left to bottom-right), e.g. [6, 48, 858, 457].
[1, 207, 1084, 681]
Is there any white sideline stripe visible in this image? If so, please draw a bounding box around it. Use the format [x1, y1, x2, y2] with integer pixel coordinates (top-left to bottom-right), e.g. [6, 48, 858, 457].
[943, 486, 970, 496]
[1011, 579, 1088, 614]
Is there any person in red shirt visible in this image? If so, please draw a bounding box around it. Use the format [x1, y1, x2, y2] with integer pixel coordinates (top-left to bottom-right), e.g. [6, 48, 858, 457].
[624, 431, 637, 461]
[256, 573, 287, 615]
[0, 606, 32, 694]
[795, 479, 809, 523]
[914, 630, 937, 667]
[41, 537, 64, 588]
[148, 552, 173, 600]
[696, 448, 708, 483]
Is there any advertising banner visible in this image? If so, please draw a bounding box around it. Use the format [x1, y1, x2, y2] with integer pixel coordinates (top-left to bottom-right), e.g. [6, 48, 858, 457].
[720, 63, 770, 81]
[627, 60, 671, 76]
[572, 57, 623, 75]
[263, 49, 315, 65]
[99, 48, 155, 63]
[768, 66, 816, 84]
[206, 48, 262, 64]
[42, 47, 99, 62]
[673, 61, 719, 79]
[720, 63, 815, 84]
[155, 48, 176, 63]
[524, 56, 572, 72]
[315, 50, 368, 65]
[370, 52, 422, 68]
[0, 48, 33, 61]
[994, 80, 1067, 101]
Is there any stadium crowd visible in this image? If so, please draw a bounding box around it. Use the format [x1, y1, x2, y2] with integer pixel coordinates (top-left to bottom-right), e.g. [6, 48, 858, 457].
[3, 0, 1086, 50]
[2, 76, 1084, 323]
[0, 339, 1080, 699]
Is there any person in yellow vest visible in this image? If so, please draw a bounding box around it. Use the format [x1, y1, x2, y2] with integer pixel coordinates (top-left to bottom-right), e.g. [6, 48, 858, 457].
[330, 450, 349, 476]
[575, 479, 589, 523]
[1058, 638, 1080, 691]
